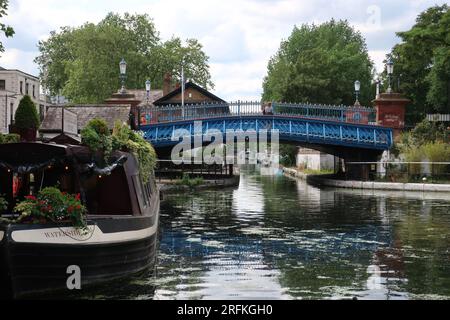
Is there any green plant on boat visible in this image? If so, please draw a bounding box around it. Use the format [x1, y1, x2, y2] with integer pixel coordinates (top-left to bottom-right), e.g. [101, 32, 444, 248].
[112, 121, 157, 183]
[0, 195, 8, 214]
[81, 120, 157, 183]
[0, 133, 20, 144]
[14, 187, 88, 230]
[80, 118, 113, 165]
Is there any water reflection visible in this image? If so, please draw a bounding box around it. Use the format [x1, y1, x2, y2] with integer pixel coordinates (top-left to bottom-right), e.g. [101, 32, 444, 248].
[72, 169, 450, 300]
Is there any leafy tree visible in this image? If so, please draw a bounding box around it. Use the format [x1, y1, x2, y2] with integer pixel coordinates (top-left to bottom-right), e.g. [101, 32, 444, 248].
[35, 12, 213, 103]
[14, 95, 40, 129]
[389, 5, 450, 124]
[0, 0, 14, 55]
[262, 20, 374, 107]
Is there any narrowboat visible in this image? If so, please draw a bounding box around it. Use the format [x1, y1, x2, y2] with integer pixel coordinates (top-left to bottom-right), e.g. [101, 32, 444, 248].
[0, 142, 160, 299]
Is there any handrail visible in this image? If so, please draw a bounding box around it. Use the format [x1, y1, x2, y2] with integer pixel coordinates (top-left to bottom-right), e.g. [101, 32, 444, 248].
[138, 101, 376, 125]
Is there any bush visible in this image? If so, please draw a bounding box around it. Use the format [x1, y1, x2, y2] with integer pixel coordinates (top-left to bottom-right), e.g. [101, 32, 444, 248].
[81, 118, 112, 162]
[0, 196, 8, 214]
[112, 121, 157, 183]
[422, 142, 450, 175]
[0, 133, 20, 144]
[14, 95, 40, 129]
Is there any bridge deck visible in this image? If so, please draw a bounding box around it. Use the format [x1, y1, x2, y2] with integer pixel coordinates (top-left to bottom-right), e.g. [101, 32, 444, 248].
[141, 115, 393, 151]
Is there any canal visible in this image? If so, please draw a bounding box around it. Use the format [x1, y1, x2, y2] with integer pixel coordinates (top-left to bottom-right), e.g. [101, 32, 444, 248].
[77, 169, 450, 300]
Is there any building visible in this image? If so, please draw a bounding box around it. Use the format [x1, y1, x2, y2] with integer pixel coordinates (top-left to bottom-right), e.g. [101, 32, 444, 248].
[296, 148, 337, 172]
[39, 105, 131, 143]
[153, 81, 226, 106]
[0, 67, 48, 134]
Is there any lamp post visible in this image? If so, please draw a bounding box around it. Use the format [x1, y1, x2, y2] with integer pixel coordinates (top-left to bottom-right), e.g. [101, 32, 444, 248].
[354, 80, 361, 106]
[375, 78, 381, 98]
[119, 58, 127, 94]
[145, 80, 151, 104]
[386, 58, 394, 94]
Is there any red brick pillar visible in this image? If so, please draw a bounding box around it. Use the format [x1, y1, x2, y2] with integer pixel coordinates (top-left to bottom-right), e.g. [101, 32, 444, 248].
[372, 93, 410, 139]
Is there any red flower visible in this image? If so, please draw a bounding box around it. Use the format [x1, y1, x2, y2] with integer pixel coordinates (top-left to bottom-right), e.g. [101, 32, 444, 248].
[25, 195, 37, 201]
[76, 205, 81, 210]
[75, 194, 81, 201]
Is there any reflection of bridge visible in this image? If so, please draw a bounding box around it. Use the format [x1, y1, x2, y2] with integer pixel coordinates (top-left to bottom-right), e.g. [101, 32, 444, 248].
[139, 102, 393, 179]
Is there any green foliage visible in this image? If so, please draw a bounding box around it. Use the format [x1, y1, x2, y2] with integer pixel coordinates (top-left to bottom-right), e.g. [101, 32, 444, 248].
[176, 173, 204, 188]
[0, 0, 14, 55]
[263, 20, 374, 106]
[14, 95, 40, 129]
[0, 133, 20, 144]
[422, 142, 450, 163]
[399, 119, 449, 152]
[389, 5, 450, 124]
[35, 12, 213, 103]
[112, 121, 157, 183]
[81, 118, 113, 162]
[279, 144, 298, 167]
[14, 188, 87, 230]
[0, 195, 7, 214]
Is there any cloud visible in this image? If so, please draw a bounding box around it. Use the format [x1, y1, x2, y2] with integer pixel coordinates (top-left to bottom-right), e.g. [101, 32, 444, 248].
[1, 0, 448, 101]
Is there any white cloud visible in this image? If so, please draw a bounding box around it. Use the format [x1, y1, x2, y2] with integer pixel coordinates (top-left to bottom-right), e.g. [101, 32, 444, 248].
[1, 0, 448, 101]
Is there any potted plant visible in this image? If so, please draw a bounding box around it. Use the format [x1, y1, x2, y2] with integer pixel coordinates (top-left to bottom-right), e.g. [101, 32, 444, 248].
[14, 187, 87, 230]
[13, 95, 41, 142]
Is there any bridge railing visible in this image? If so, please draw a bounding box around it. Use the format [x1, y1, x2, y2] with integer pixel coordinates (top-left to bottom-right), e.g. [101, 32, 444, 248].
[138, 101, 376, 125]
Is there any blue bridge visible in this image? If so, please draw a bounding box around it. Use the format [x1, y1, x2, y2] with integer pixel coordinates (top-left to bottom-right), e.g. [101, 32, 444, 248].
[138, 102, 392, 179]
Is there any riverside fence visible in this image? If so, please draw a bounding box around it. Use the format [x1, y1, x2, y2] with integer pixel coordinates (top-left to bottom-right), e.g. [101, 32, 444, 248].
[346, 161, 450, 183]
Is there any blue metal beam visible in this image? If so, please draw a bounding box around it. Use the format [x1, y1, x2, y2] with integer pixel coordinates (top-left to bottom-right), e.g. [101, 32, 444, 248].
[141, 115, 393, 151]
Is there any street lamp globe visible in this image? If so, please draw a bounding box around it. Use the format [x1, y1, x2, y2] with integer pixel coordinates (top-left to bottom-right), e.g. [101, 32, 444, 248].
[354, 80, 361, 106]
[119, 58, 127, 76]
[354, 80, 361, 93]
[145, 80, 151, 92]
[386, 58, 394, 75]
[386, 58, 394, 93]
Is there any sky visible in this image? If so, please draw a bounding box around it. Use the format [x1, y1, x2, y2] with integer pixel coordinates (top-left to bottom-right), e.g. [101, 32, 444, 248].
[0, 0, 448, 101]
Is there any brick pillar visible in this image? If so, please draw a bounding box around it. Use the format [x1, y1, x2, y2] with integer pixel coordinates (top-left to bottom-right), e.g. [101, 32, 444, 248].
[104, 92, 142, 129]
[372, 93, 410, 139]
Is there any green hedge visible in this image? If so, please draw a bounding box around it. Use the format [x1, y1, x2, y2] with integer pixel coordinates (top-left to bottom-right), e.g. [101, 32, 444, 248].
[14, 95, 40, 129]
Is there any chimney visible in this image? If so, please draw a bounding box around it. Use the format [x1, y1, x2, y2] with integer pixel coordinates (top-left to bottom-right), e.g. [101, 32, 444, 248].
[163, 72, 172, 96]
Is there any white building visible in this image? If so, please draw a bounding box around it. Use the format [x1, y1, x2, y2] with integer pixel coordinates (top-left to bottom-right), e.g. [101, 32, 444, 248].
[296, 148, 337, 172]
[0, 67, 48, 134]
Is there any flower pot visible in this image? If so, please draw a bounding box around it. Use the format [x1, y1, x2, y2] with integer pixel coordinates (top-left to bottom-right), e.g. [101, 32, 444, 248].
[13, 127, 37, 142]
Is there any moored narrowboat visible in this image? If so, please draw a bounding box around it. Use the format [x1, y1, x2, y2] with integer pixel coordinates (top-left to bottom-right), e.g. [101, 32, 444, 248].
[0, 142, 160, 299]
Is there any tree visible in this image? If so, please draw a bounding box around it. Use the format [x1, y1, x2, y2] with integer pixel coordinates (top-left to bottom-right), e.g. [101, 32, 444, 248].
[0, 0, 14, 55]
[14, 95, 40, 129]
[262, 20, 374, 107]
[35, 13, 213, 103]
[389, 5, 450, 125]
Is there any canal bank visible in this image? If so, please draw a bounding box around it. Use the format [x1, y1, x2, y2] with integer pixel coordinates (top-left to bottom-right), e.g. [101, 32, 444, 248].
[158, 175, 240, 193]
[282, 167, 450, 193]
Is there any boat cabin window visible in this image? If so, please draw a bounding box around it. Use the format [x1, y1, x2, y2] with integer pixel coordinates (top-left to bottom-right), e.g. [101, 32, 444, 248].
[0, 164, 77, 214]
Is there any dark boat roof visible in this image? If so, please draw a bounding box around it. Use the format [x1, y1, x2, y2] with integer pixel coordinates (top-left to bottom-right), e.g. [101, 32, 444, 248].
[0, 142, 90, 173]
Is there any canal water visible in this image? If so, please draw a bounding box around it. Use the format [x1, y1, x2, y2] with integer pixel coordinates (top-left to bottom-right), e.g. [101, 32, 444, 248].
[78, 168, 450, 300]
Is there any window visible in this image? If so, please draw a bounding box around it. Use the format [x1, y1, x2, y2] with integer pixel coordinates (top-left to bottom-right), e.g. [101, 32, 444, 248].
[10, 103, 14, 124]
[0, 80, 5, 90]
[39, 105, 45, 122]
[33, 85, 36, 98]
[20, 81, 23, 94]
[25, 83, 29, 95]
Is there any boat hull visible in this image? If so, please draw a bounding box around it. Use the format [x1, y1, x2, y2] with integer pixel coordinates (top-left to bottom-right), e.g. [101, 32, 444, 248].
[0, 213, 159, 299]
